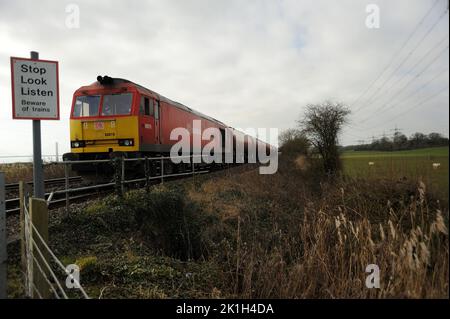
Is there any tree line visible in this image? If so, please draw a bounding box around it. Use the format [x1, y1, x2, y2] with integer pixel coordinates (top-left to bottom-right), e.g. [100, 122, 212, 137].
[343, 132, 449, 152]
[279, 100, 448, 175]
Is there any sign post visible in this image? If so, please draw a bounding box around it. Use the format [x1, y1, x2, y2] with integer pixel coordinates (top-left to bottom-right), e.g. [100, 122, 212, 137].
[0, 172, 6, 299]
[31, 51, 44, 198]
[11, 52, 60, 199]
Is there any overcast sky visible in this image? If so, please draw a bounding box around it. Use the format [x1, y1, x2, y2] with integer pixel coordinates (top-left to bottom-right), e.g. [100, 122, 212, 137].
[0, 0, 448, 161]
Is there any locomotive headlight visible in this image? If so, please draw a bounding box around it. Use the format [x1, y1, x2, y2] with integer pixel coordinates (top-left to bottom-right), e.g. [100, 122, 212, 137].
[71, 141, 86, 148]
[119, 139, 134, 146]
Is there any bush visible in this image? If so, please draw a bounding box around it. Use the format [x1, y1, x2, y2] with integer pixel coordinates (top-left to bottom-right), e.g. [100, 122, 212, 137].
[121, 186, 211, 260]
[279, 129, 310, 155]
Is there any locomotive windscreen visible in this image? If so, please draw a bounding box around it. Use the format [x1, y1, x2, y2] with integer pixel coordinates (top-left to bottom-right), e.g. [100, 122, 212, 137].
[101, 93, 133, 116]
[73, 95, 101, 117]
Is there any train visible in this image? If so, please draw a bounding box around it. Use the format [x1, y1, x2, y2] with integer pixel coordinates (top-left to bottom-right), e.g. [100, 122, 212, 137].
[63, 76, 273, 175]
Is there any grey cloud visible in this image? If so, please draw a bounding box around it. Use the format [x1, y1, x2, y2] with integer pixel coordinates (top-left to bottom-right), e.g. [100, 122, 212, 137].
[0, 0, 448, 158]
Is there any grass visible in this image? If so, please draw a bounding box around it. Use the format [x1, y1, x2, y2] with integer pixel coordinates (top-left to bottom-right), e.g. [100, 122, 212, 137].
[7, 155, 448, 299]
[0, 162, 66, 183]
[342, 146, 449, 158]
[341, 147, 449, 200]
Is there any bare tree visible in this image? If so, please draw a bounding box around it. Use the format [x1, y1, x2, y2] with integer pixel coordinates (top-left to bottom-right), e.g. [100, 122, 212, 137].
[299, 101, 350, 175]
[279, 128, 310, 155]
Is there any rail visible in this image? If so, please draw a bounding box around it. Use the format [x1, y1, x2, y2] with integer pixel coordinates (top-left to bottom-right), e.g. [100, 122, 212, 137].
[5, 176, 82, 192]
[6, 154, 212, 214]
[3, 155, 246, 298]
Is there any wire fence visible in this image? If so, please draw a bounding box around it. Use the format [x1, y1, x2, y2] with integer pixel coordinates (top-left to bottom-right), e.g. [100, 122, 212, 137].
[4, 154, 233, 298]
[4, 155, 216, 215]
[0, 155, 62, 164]
[0, 172, 6, 299]
[16, 154, 210, 298]
[48, 154, 210, 212]
[22, 195, 89, 299]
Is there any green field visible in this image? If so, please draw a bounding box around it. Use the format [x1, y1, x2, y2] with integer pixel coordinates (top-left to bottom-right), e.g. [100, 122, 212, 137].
[342, 146, 449, 199]
[342, 147, 449, 158]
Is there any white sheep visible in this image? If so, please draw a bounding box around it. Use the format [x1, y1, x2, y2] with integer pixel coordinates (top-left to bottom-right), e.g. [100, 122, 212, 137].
[368, 162, 375, 166]
[432, 163, 441, 169]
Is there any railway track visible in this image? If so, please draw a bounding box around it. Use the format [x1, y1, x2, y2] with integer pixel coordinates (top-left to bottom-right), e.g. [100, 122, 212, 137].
[5, 176, 85, 214]
[4, 152, 255, 216]
[4, 167, 213, 215]
[5, 176, 83, 192]
[4, 163, 255, 247]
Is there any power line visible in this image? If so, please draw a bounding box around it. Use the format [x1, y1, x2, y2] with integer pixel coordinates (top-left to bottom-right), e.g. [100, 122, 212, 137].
[353, 33, 449, 115]
[357, 66, 448, 127]
[346, 57, 448, 131]
[342, 126, 387, 142]
[349, 0, 442, 109]
[353, 7, 448, 113]
[358, 85, 448, 131]
[354, 45, 449, 125]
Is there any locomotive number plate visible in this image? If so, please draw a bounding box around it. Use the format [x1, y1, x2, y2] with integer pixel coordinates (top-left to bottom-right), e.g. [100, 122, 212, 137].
[94, 122, 104, 130]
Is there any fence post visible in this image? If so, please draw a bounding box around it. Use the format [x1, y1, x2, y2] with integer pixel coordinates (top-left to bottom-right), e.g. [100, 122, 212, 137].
[161, 158, 164, 184]
[30, 198, 50, 299]
[144, 157, 150, 193]
[121, 158, 125, 195]
[20, 182, 33, 297]
[55, 142, 59, 162]
[112, 157, 122, 197]
[19, 181, 27, 289]
[64, 163, 70, 214]
[192, 156, 195, 178]
[0, 172, 6, 299]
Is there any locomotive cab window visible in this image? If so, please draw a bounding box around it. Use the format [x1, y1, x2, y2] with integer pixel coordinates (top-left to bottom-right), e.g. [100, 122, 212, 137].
[155, 100, 160, 120]
[140, 96, 154, 116]
[73, 95, 101, 117]
[102, 93, 133, 116]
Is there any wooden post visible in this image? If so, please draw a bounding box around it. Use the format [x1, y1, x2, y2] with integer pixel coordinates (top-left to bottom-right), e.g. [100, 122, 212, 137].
[64, 163, 69, 214]
[30, 198, 50, 299]
[113, 158, 122, 197]
[19, 181, 27, 288]
[161, 158, 164, 184]
[121, 158, 125, 194]
[145, 157, 150, 193]
[20, 182, 33, 297]
[55, 142, 59, 162]
[0, 172, 6, 299]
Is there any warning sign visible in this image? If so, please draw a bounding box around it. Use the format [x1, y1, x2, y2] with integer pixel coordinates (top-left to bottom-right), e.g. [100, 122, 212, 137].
[11, 57, 60, 120]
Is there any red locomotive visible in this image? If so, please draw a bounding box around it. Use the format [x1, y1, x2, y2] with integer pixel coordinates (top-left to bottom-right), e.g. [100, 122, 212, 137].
[64, 76, 270, 174]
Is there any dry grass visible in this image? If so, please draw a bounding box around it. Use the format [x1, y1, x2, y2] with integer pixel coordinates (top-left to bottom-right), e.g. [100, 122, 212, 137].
[8, 155, 446, 299]
[0, 162, 66, 183]
[294, 155, 310, 171]
[184, 156, 449, 298]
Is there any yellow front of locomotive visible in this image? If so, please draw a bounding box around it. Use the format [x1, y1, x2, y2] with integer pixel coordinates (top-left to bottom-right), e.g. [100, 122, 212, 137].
[67, 80, 140, 159]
